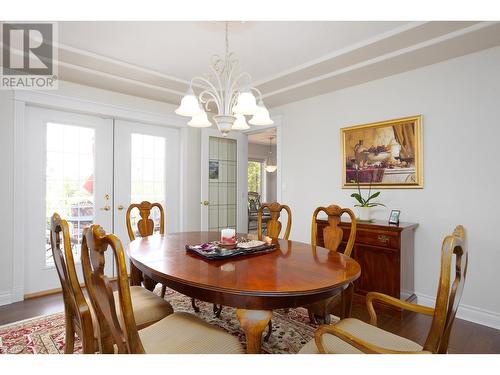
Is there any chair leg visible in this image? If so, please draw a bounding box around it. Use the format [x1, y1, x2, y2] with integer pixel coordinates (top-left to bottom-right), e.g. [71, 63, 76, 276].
[64, 320, 75, 354]
[191, 298, 200, 313]
[307, 308, 318, 325]
[264, 320, 273, 342]
[213, 304, 223, 318]
[160, 284, 167, 299]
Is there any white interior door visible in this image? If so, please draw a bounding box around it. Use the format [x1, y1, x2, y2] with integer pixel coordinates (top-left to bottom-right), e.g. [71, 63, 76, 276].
[113, 120, 180, 266]
[200, 129, 248, 233]
[24, 106, 114, 294]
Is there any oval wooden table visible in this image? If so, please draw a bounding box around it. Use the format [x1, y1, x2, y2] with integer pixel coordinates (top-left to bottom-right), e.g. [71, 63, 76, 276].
[127, 231, 361, 354]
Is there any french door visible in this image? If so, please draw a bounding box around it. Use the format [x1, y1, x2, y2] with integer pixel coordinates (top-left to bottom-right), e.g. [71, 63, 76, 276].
[25, 107, 114, 294]
[24, 107, 180, 295]
[200, 128, 248, 233]
[113, 119, 180, 269]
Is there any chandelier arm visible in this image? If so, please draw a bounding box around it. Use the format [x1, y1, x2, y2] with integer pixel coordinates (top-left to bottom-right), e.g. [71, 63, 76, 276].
[222, 55, 240, 114]
[199, 90, 221, 114]
[230, 72, 252, 95]
[250, 87, 264, 102]
[208, 56, 225, 104]
[229, 91, 240, 114]
[191, 76, 223, 111]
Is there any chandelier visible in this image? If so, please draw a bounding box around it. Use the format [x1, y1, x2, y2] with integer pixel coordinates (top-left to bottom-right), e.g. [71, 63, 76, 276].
[175, 22, 273, 136]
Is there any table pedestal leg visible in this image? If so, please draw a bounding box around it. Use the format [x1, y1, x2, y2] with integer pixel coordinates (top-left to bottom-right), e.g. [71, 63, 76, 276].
[130, 261, 143, 286]
[236, 309, 272, 354]
[340, 283, 354, 319]
[143, 275, 156, 291]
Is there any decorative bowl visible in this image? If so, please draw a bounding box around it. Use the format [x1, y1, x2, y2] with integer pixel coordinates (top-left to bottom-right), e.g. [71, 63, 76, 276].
[367, 152, 391, 162]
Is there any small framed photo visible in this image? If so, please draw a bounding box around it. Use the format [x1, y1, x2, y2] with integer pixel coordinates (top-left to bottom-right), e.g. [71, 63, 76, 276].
[388, 209, 401, 225]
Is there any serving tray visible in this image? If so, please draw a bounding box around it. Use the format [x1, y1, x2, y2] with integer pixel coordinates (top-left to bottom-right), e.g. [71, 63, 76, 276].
[185, 241, 276, 260]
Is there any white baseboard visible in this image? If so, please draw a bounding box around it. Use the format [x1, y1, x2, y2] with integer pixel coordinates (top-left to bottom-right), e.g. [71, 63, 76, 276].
[0, 291, 12, 306]
[416, 293, 500, 331]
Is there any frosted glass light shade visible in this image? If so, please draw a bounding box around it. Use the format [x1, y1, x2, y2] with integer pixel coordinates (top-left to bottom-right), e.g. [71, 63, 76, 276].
[233, 91, 257, 115]
[175, 89, 201, 117]
[265, 164, 277, 173]
[232, 114, 250, 130]
[187, 111, 212, 128]
[249, 101, 274, 126]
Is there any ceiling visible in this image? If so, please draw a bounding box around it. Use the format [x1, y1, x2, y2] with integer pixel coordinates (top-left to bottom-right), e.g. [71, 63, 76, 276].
[248, 128, 277, 146]
[12, 21, 500, 108]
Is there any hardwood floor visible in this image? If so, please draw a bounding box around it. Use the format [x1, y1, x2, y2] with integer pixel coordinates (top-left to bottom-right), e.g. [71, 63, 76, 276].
[1, 292, 499, 353]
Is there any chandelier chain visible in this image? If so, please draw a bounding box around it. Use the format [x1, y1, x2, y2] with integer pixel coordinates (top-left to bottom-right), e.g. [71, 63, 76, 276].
[225, 22, 229, 57]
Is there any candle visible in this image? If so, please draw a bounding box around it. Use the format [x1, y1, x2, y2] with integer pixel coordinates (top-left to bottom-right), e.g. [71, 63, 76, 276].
[221, 228, 236, 244]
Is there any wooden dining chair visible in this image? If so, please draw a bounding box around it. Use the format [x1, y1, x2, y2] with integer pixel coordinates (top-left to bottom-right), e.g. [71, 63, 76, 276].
[255, 202, 292, 340]
[50, 213, 174, 353]
[257, 202, 292, 240]
[126, 201, 200, 313]
[306, 205, 357, 324]
[126, 201, 166, 296]
[299, 225, 467, 354]
[50, 213, 97, 353]
[80, 224, 244, 354]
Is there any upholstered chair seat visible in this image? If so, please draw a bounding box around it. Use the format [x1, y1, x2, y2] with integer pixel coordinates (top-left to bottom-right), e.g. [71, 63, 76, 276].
[87, 286, 173, 336]
[299, 318, 423, 354]
[138, 312, 243, 354]
[115, 286, 174, 329]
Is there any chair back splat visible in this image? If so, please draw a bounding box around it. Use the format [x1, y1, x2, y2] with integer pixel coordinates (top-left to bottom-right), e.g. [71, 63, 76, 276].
[257, 202, 292, 240]
[81, 224, 145, 354]
[311, 205, 356, 256]
[126, 201, 165, 241]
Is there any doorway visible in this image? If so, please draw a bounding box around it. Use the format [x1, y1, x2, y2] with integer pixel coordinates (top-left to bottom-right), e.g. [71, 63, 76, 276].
[246, 128, 278, 233]
[200, 128, 248, 233]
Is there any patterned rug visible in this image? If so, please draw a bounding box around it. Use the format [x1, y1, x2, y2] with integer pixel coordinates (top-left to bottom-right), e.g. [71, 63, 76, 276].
[0, 286, 325, 354]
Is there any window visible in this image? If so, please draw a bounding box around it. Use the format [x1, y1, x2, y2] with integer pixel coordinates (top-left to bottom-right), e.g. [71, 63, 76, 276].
[247, 160, 263, 195]
[130, 133, 166, 234]
[45, 123, 95, 266]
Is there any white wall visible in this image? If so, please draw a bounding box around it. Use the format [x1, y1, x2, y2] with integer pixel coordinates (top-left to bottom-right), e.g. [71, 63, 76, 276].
[272, 46, 500, 329]
[248, 142, 277, 202]
[0, 90, 14, 305]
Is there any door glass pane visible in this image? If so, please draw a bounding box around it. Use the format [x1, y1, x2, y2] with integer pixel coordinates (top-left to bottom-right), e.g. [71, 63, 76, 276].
[209, 136, 237, 231]
[46, 123, 95, 266]
[130, 133, 166, 235]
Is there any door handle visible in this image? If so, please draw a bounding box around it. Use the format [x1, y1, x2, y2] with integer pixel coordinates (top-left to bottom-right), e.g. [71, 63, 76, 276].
[100, 205, 111, 211]
[201, 200, 209, 206]
[117, 205, 125, 211]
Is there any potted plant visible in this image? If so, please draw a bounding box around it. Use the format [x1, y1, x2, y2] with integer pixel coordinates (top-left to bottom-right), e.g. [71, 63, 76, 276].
[350, 171, 385, 221]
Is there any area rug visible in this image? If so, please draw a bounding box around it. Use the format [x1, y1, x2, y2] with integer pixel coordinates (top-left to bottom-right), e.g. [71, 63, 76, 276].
[0, 286, 323, 354]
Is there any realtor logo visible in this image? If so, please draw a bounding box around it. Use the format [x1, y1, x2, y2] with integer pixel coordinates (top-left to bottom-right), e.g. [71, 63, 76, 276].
[1, 22, 58, 89]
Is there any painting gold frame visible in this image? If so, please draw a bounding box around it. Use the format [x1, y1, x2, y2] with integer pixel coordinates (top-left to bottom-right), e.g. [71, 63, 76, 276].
[341, 115, 423, 189]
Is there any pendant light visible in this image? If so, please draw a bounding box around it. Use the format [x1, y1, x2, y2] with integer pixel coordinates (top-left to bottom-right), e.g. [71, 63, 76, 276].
[265, 136, 277, 173]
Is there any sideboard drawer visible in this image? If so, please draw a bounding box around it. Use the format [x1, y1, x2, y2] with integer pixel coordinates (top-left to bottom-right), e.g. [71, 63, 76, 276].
[342, 228, 400, 249]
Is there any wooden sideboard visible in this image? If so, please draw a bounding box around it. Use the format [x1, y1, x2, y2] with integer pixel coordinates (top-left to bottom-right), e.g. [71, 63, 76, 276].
[316, 219, 418, 316]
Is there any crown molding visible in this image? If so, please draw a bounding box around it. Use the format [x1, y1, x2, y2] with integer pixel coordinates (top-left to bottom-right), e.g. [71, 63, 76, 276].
[8, 21, 498, 109]
[264, 21, 495, 98]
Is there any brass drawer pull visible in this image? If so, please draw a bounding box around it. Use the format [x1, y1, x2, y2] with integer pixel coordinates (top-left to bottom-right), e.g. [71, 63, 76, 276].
[377, 234, 390, 243]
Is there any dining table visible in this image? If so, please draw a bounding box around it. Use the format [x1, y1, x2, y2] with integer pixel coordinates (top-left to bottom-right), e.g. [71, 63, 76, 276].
[127, 231, 361, 354]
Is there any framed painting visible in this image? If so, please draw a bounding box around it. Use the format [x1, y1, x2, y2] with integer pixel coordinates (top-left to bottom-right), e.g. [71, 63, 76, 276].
[341, 115, 423, 188]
